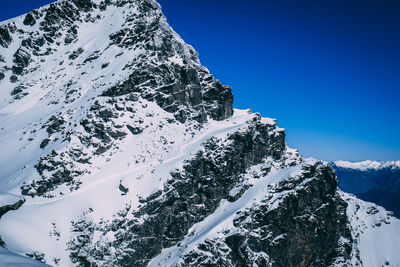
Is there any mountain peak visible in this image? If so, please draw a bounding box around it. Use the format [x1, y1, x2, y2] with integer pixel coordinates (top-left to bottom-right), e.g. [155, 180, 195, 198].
[1, 1, 400, 266]
[334, 160, 400, 170]
[0, 0, 233, 122]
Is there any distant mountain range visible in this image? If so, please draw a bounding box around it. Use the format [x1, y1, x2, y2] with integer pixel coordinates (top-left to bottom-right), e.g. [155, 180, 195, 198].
[332, 160, 400, 217]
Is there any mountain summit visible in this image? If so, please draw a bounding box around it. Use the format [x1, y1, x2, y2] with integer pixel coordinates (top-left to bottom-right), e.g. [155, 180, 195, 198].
[1, 0, 400, 266]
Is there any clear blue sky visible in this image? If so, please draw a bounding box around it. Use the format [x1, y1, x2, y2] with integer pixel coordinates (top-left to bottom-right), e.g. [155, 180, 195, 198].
[1, 1, 399, 161]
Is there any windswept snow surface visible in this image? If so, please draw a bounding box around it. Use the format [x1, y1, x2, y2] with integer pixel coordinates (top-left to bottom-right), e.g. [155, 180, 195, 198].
[0, 4, 139, 193]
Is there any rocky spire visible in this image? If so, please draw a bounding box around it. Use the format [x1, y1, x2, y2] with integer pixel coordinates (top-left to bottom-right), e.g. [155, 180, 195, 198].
[0, 0, 233, 123]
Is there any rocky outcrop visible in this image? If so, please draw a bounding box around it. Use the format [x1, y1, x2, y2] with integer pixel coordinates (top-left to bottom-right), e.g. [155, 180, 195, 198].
[1, 0, 233, 120]
[178, 163, 352, 266]
[0, 24, 14, 48]
[66, 117, 294, 266]
[0, 199, 25, 220]
[101, 64, 233, 122]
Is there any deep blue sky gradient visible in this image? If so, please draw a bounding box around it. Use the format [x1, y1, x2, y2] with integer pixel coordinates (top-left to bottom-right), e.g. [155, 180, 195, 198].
[1, 0, 399, 161]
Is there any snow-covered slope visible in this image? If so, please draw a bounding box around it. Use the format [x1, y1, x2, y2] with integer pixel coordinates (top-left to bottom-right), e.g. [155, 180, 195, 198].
[343, 193, 400, 266]
[0, 247, 49, 267]
[1, 0, 400, 266]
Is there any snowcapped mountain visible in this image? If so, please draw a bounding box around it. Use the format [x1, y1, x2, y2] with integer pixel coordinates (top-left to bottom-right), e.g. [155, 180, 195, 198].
[332, 160, 400, 217]
[1, 0, 400, 266]
[334, 160, 400, 171]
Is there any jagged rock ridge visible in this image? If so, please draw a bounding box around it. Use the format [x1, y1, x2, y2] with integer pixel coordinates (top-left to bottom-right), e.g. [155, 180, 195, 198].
[0, 0, 400, 266]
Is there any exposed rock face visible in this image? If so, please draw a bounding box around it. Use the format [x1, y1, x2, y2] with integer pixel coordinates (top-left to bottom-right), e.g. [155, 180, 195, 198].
[178, 163, 352, 267]
[101, 65, 234, 122]
[0, 1, 399, 267]
[0, 24, 14, 48]
[0, 200, 25, 220]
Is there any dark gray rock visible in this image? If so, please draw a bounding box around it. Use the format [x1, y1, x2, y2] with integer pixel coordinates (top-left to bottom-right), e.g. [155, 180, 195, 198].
[23, 11, 39, 26]
[46, 115, 65, 135]
[21, 149, 83, 197]
[68, 48, 85, 60]
[101, 65, 233, 123]
[231, 165, 351, 267]
[119, 183, 129, 195]
[40, 138, 51, 149]
[71, 0, 95, 11]
[0, 199, 25, 220]
[0, 25, 13, 48]
[9, 75, 18, 83]
[126, 125, 143, 135]
[180, 163, 352, 267]
[11, 86, 24, 96]
[12, 47, 31, 75]
[26, 251, 46, 264]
